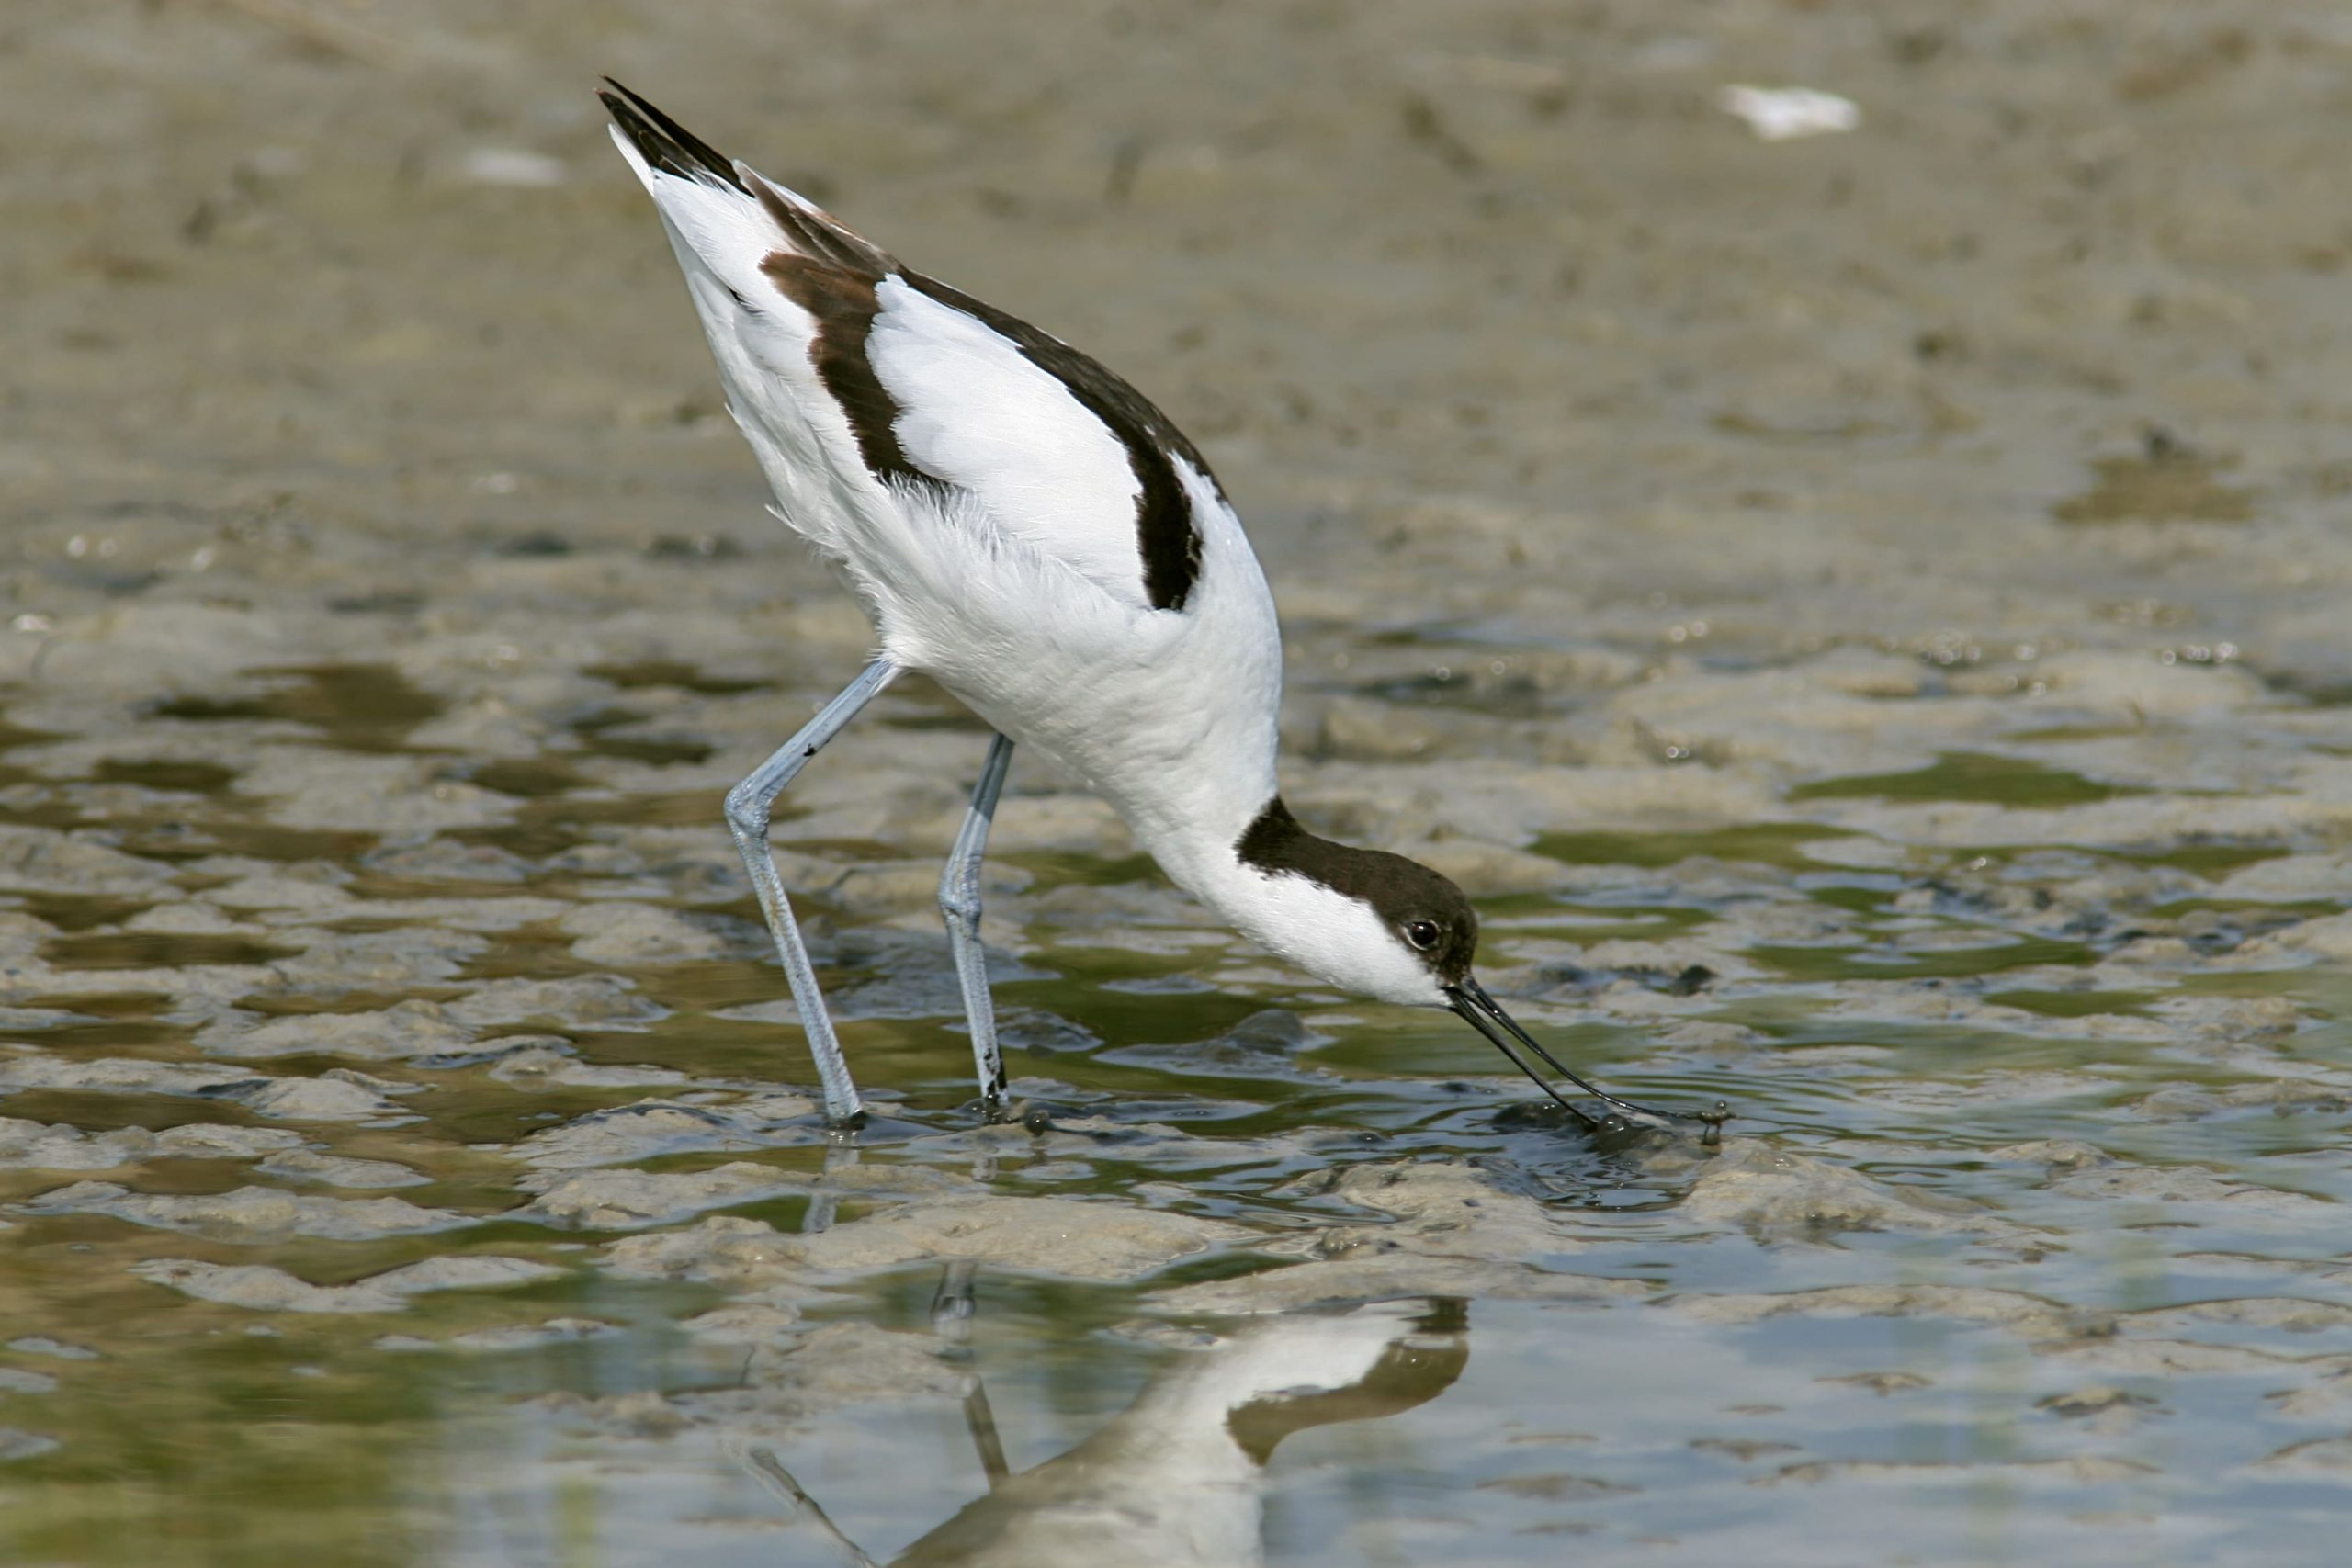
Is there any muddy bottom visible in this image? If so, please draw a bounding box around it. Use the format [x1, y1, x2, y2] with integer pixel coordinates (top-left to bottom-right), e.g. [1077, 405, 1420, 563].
[7, 2, 2352, 1564]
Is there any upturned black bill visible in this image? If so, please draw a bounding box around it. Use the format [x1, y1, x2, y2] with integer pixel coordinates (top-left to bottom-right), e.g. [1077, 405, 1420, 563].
[1445, 975, 1695, 1133]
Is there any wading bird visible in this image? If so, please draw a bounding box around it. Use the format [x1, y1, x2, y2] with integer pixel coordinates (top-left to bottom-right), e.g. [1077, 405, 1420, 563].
[751, 1277, 1467, 1568]
[598, 82, 1702, 1136]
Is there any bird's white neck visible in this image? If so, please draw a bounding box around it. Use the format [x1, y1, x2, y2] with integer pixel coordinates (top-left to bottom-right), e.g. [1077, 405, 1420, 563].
[1143, 796, 1455, 1008]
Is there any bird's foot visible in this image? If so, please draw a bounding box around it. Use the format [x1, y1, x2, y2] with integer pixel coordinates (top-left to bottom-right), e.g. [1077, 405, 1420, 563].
[967, 1094, 1069, 1136]
[1585, 1095, 1733, 1146]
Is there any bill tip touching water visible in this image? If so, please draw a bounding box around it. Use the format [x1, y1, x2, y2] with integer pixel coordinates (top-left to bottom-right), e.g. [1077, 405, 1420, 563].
[596, 78, 1725, 1140]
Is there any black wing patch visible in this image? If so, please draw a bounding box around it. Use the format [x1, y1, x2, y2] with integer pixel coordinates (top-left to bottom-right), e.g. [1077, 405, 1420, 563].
[905, 274, 1209, 612]
[599, 79, 747, 194]
[602, 81, 1209, 613]
[1237, 797, 1478, 985]
[761, 254, 944, 495]
[748, 173, 895, 279]
[742, 172, 933, 491]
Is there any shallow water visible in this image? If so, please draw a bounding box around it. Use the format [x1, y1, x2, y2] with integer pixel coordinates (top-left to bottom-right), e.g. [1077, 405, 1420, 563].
[7, 2, 2352, 1562]
[5, 651, 2350, 1564]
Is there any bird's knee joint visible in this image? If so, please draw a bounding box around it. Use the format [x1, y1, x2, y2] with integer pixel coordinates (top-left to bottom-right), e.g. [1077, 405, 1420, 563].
[722, 787, 767, 838]
[938, 886, 982, 927]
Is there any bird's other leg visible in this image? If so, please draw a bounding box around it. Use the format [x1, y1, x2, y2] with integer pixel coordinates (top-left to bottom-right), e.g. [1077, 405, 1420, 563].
[938, 732, 1014, 1117]
[930, 1261, 1010, 1488]
[744, 1450, 881, 1568]
[725, 658, 900, 1128]
[805, 1143, 858, 1235]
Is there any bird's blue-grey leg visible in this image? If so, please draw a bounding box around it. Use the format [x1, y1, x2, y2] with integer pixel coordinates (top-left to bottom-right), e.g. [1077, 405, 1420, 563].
[930, 1261, 1011, 1487]
[937, 732, 1014, 1114]
[804, 1143, 856, 1234]
[725, 657, 901, 1127]
[744, 1450, 879, 1568]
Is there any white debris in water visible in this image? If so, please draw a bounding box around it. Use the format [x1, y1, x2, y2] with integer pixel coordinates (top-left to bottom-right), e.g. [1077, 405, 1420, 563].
[1717, 85, 1861, 141]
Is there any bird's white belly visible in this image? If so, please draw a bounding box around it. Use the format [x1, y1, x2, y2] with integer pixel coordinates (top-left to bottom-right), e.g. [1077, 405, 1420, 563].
[922, 579, 1279, 872]
[843, 482, 1285, 888]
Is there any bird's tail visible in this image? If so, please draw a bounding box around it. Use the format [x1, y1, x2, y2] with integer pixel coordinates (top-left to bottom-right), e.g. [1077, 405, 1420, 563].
[597, 78, 895, 281]
[597, 78, 746, 195]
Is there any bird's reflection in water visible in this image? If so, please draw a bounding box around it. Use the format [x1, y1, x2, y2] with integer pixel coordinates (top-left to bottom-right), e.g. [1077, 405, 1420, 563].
[752, 1269, 1467, 1567]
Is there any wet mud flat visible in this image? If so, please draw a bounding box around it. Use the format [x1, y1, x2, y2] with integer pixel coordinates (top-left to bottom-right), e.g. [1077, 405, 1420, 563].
[6, 1, 2352, 1563]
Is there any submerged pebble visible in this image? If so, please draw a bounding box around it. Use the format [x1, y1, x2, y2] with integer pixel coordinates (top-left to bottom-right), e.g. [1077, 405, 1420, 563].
[19, 1182, 471, 1241]
[0, 1117, 303, 1171]
[511, 1096, 820, 1170]
[194, 1000, 473, 1062]
[1677, 1140, 2037, 1243]
[251, 1149, 429, 1189]
[376, 1317, 623, 1353]
[518, 1163, 812, 1229]
[131, 1255, 563, 1313]
[600, 1193, 1248, 1287]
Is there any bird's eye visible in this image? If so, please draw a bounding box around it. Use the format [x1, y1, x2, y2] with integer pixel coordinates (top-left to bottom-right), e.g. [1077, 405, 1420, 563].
[1404, 919, 1442, 951]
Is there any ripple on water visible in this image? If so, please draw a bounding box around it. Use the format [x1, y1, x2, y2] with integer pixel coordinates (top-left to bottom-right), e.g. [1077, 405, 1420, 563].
[2, 740, 2346, 1566]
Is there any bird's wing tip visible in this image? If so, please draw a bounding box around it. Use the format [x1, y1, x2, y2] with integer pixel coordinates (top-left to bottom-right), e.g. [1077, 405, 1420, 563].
[594, 78, 746, 194]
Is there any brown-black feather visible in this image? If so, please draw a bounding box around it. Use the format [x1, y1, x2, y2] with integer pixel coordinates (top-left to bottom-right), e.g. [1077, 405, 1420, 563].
[598, 79, 748, 194]
[603, 84, 1207, 615]
[1235, 798, 1478, 984]
[904, 273, 1208, 612]
[760, 255, 945, 495]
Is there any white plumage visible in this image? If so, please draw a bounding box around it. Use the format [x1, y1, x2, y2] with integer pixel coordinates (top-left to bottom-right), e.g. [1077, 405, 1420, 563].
[866, 277, 1153, 606]
[603, 110, 1284, 858]
[893, 1302, 1465, 1567]
[598, 82, 1693, 1137]
[597, 108, 1279, 822]
[747, 1297, 1466, 1567]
